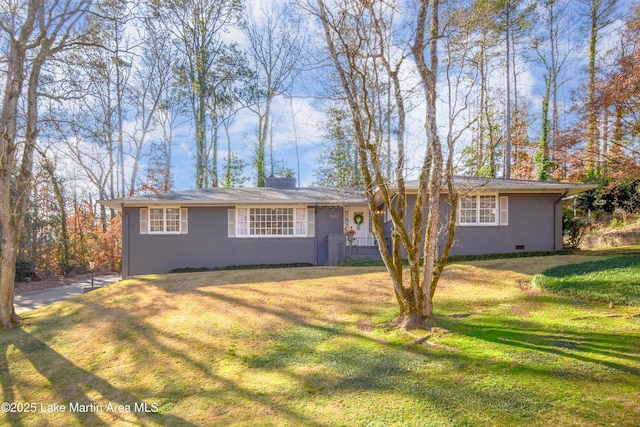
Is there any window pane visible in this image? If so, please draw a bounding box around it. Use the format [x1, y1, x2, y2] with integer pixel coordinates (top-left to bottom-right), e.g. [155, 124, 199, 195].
[479, 196, 496, 223]
[459, 197, 477, 224]
[149, 208, 164, 232]
[460, 197, 477, 209]
[165, 208, 180, 232]
[249, 207, 295, 236]
[237, 208, 248, 235]
[295, 208, 306, 235]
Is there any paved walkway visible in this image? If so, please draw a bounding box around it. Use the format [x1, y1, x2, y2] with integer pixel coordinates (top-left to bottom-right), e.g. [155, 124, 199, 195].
[14, 275, 122, 314]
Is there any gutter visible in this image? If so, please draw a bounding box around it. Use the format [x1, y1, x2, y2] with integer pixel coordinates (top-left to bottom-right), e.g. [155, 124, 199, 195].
[553, 189, 570, 251]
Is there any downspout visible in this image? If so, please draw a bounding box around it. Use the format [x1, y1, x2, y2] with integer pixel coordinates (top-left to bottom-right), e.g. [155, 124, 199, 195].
[123, 205, 129, 279]
[553, 189, 569, 251]
[314, 204, 318, 266]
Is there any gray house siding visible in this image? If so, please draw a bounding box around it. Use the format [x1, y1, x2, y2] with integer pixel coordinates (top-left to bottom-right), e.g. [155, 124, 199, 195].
[449, 193, 560, 255]
[123, 206, 317, 277]
[400, 192, 562, 256]
[315, 206, 345, 265]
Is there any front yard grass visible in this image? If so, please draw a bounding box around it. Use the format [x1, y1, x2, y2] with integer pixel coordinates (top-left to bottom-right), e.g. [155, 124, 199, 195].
[1, 255, 639, 426]
[532, 254, 640, 306]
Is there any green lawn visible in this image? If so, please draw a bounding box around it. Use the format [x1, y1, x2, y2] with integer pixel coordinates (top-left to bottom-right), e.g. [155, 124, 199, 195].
[532, 254, 640, 306]
[1, 256, 639, 426]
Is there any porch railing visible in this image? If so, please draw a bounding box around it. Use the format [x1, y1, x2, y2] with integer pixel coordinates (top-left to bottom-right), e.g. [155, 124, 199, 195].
[338, 237, 382, 261]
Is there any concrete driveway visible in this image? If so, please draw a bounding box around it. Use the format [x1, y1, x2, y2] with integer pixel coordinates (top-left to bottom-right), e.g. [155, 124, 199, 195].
[14, 275, 122, 314]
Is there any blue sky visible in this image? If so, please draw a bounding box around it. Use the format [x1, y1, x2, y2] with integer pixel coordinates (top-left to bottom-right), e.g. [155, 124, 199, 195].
[121, 0, 632, 192]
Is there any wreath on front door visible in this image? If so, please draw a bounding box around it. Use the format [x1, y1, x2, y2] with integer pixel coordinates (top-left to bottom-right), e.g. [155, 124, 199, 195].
[353, 212, 364, 225]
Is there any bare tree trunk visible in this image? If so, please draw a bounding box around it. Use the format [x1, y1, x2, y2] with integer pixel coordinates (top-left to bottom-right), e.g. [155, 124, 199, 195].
[0, 63, 43, 326]
[313, 0, 458, 329]
[43, 160, 71, 274]
[586, 0, 599, 177]
[256, 108, 269, 186]
[504, 0, 512, 179]
[412, 0, 444, 327]
[0, 2, 38, 328]
[0, 0, 91, 328]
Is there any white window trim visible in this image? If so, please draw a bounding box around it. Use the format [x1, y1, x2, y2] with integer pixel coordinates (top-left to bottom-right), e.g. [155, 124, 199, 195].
[141, 206, 188, 235]
[233, 206, 313, 238]
[457, 194, 502, 226]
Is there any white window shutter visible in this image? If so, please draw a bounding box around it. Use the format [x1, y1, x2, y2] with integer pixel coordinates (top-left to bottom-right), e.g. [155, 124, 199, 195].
[228, 209, 236, 238]
[180, 208, 188, 234]
[500, 196, 509, 226]
[307, 208, 315, 237]
[140, 208, 148, 234]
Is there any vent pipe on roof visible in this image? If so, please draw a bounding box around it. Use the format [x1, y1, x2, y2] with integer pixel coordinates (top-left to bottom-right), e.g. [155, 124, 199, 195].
[265, 176, 297, 189]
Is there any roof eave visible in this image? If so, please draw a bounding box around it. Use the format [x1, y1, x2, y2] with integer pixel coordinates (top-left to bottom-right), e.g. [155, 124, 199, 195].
[98, 199, 367, 209]
[402, 183, 597, 197]
[97, 200, 124, 212]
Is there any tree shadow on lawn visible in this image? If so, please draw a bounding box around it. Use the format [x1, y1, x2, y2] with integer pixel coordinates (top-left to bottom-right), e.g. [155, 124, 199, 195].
[242, 323, 553, 425]
[9, 275, 638, 426]
[129, 266, 387, 292]
[439, 315, 640, 379]
[534, 255, 640, 304]
[452, 253, 612, 277]
[76, 297, 333, 427]
[91, 282, 599, 424]
[188, 282, 391, 326]
[35, 279, 548, 425]
[0, 328, 195, 427]
[4, 281, 338, 426]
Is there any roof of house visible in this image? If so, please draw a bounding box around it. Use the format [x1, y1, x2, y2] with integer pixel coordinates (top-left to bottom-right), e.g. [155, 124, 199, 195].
[99, 176, 596, 211]
[99, 186, 368, 211]
[404, 176, 596, 197]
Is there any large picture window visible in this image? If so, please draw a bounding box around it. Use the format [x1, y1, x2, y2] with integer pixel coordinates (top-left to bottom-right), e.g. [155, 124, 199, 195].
[249, 207, 294, 236]
[231, 206, 314, 238]
[458, 194, 504, 226]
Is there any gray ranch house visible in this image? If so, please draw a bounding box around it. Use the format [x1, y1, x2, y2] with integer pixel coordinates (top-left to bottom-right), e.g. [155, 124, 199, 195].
[100, 176, 595, 278]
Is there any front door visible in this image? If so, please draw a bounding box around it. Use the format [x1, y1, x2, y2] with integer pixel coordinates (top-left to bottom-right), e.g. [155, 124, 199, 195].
[344, 206, 374, 244]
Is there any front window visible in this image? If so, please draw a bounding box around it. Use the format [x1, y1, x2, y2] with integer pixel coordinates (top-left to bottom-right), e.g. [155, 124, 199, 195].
[250, 207, 294, 236]
[236, 207, 309, 237]
[458, 195, 498, 225]
[149, 207, 181, 233]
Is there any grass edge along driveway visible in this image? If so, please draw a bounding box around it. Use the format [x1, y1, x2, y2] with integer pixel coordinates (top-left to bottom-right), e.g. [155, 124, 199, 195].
[1, 255, 639, 426]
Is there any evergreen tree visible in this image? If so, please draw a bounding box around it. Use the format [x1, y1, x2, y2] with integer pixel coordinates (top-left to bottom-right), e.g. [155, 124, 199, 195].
[313, 106, 360, 188]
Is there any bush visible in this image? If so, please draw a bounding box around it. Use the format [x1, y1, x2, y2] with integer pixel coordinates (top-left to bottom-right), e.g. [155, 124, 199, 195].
[563, 217, 592, 249]
[609, 218, 623, 229]
[574, 179, 640, 215]
[169, 263, 314, 273]
[15, 256, 37, 282]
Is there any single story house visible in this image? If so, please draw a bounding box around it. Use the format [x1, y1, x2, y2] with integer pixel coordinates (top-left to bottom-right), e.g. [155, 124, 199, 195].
[99, 176, 595, 278]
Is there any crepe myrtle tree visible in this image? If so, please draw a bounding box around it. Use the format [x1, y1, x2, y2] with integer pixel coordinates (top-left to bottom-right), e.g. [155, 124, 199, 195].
[0, 0, 92, 328]
[309, 0, 457, 329]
